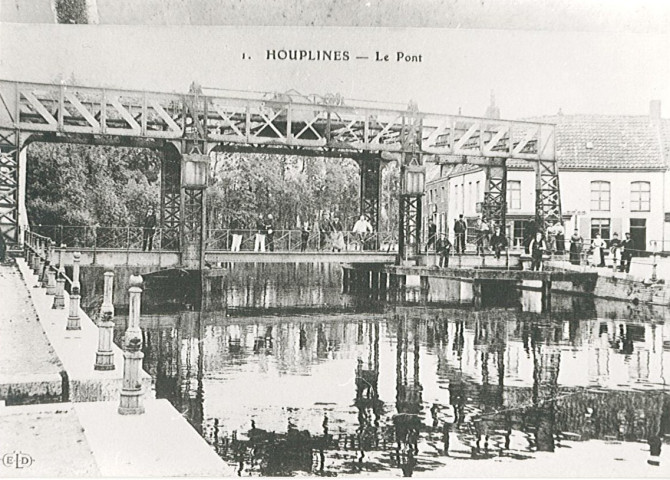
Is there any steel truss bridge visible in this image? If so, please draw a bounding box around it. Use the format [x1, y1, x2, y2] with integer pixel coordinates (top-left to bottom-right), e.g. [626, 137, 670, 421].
[0, 79, 561, 267]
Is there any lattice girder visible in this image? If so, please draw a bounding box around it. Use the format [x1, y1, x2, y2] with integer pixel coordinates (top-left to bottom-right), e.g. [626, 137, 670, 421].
[0, 129, 19, 243]
[0, 80, 555, 162]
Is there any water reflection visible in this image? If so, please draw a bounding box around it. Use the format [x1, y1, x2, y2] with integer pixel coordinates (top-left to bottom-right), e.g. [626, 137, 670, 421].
[104, 264, 670, 476]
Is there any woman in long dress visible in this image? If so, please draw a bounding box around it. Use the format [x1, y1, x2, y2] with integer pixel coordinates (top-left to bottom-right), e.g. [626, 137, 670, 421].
[569, 230, 583, 265]
[590, 234, 607, 267]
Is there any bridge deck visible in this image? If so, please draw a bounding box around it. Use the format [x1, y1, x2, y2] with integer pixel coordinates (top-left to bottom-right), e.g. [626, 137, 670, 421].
[383, 265, 597, 282]
[60, 249, 396, 266]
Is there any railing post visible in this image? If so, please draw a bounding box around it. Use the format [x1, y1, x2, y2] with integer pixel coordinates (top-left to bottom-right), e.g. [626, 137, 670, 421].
[92, 226, 98, 265]
[52, 245, 66, 309]
[40, 239, 52, 287]
[101, 269, 115, 317]
[32, 238, 42, 275]
[651, 240, 658, 282]
[66, 252, 82, 330]
[119, 275, 145, 415]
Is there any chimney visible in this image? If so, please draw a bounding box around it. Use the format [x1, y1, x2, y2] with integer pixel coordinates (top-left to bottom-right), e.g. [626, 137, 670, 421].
[650, 100, 661, 120]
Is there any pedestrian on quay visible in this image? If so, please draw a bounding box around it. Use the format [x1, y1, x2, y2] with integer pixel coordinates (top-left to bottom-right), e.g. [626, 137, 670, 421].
[254, 214, 266, 252]
[454, 214, 467, 254]
[331, 216, 345, 252]
[554, 221, 566, 254]
[489, 226, 508, 260]
[352, 215, 373, 251]
[319, 213, 332, 251]
[426, 219, 437, 253]
[590, 234, 607, 267]
[476, 216, 490, 255]
[301, 222, 310, 252]
[142, 206, 157, 252]
[436, 234, 452, 268]
[529, 232, 547, 271]
[609, 232, 622, 270]
[620, 232, 634, 273]
[265, 214, 275, 252]
[524, 219, 537, 254]
[569, 229, 583, 265]
[230, 217, 243, 252]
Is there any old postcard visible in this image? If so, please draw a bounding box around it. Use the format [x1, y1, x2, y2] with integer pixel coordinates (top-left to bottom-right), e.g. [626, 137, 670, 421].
[0, 0, 669, 477]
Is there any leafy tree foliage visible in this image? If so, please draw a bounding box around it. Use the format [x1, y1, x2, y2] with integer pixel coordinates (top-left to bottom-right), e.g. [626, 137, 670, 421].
[26, 143, 160, 227]
[26, 144, 400, 233]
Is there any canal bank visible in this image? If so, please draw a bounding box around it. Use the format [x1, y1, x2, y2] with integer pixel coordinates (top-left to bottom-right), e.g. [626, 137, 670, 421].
[1, 259, 229, 476]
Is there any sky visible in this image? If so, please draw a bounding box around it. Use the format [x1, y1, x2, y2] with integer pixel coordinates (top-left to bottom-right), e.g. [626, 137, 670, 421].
[1, 23, 669, 119]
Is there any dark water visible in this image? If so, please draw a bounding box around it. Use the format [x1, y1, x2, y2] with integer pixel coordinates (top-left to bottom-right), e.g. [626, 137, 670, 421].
[103, 264, 670, 477]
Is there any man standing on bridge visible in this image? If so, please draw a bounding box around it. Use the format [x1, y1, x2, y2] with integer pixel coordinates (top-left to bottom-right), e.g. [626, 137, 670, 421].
[454, 215, 467, 254]
[142, 207, 157, 252]
[255, 214, 266, 252]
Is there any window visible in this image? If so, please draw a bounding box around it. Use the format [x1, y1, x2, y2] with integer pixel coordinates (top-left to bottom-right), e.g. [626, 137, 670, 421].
[507, 180, 521, 210]
[591, 218, 611, 241]
[630, 181, 650, 211]
[590, 181, 610, 211]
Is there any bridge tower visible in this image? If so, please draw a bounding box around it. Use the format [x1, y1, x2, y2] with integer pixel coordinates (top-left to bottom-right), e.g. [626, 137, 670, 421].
[398, 102, 424, 259]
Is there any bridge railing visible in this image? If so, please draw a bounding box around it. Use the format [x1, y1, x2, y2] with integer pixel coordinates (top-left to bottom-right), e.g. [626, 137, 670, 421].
[207, 229, 398, 252]
[29, 225, 399, 253]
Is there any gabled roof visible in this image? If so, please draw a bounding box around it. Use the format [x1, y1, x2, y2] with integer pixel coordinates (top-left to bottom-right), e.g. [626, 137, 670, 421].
[525, 114, 669, 170]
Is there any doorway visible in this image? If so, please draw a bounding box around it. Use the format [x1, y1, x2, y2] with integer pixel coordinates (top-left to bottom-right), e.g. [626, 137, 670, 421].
[629, 218, 647, 253]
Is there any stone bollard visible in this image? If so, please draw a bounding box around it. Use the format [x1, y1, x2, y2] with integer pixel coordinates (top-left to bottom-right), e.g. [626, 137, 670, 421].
[95, 270, 116, 370]
[119, 275, 145, 415]
[95, 311, 116, 370]
[101, 270, 115, 317]
[52, 269, 66, 309]
[40, 240, 53, 288]
[66, 252, 82, 330]
[33, 241, 43, 279]
[48, 244, 64, 295]
[31, 238, 40, 274]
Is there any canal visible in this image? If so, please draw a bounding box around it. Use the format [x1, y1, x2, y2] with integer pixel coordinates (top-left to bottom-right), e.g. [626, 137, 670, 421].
[85, 263, 670, 477]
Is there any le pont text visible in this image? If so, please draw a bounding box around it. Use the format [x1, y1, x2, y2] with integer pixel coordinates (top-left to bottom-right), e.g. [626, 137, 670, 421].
[265, 50, 423, 62]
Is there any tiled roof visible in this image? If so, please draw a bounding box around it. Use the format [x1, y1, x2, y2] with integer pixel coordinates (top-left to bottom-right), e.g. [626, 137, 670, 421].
[525, 115, 668, 170]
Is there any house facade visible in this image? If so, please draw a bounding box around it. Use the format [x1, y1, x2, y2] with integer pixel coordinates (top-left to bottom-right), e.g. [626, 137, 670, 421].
[424, 101, 670, 252]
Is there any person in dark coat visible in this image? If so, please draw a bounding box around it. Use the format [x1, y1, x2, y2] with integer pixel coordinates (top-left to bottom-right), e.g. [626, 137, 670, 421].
[454, 215, 467, 254]
[426, 220, 437, 253]
[489, 226, 508, 259]
[569, 229, 583, 265]
[620, 232, 634, 273]
[436, 234, 452, 268]
[528, 232, 547, 271]
[142, 207, 157, 251]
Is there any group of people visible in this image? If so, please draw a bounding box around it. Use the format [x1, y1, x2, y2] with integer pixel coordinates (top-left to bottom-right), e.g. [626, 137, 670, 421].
[568, 230, 635, 272]
[424, 214, 510, 269]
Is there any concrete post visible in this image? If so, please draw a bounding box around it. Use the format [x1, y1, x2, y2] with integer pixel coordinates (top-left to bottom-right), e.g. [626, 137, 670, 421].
[101, 270, 115, 317]
[66, 252, 82, 330]
[33, 241, 43, 279]
[651, 241, 658, 282]
[460, 280, 473, 304]
[31, 238, 41, 274]
[119, 275, 145, 415]
[40, 240, 53, 287]
[95, 311, 116, 371]
[48, 244, 63, 296]
[52, 274, 66, 309]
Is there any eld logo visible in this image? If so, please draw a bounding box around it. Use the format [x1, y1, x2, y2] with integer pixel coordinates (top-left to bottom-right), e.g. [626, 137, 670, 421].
[2, 452, 33, 469]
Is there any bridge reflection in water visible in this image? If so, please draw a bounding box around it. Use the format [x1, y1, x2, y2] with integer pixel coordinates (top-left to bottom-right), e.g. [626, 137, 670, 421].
[98, 264, 670, 477]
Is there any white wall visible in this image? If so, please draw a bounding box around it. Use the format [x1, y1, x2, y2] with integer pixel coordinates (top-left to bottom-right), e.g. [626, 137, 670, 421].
[441, 167, 666, 248]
